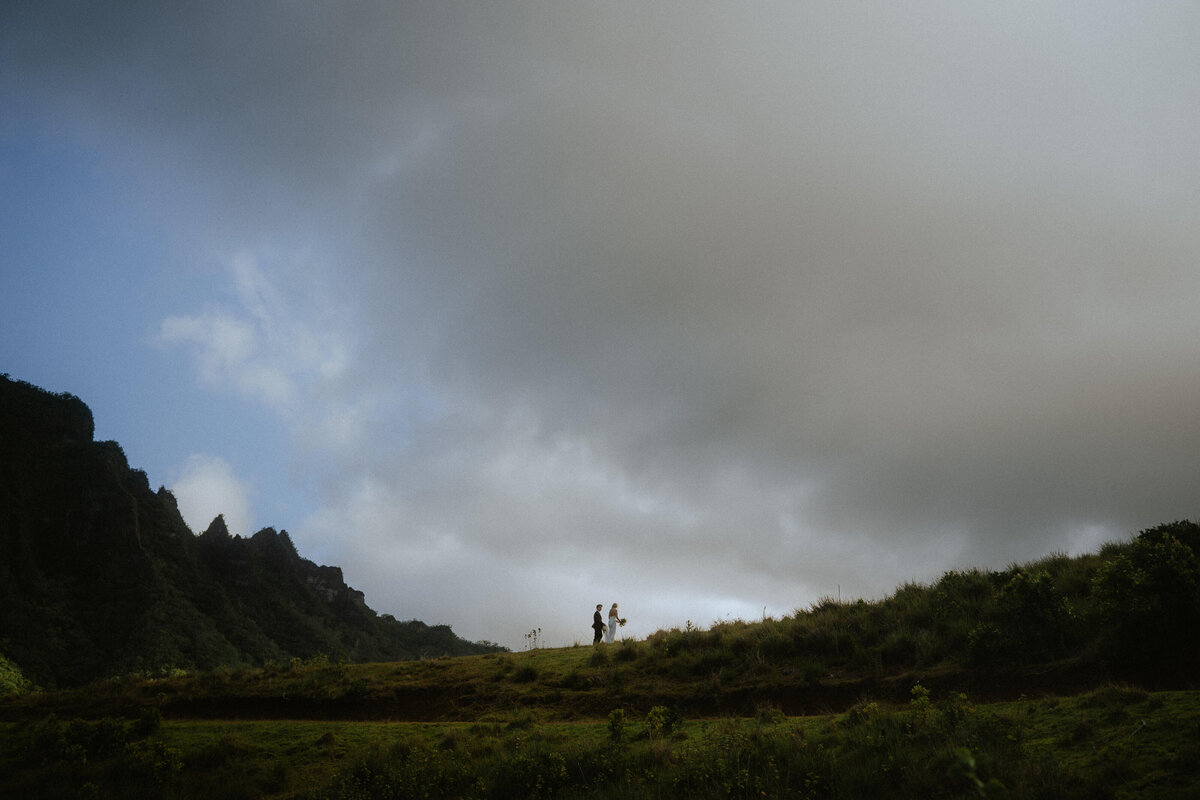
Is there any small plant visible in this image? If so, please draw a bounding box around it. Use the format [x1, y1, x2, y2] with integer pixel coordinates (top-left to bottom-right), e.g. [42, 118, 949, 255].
[754, 703, 786, 726]
[524, 628, 542, 650]
[608, 708, 627, 743]
[909, 682, 932, 730]
[645, 705, 682, 739]
[946, 747, 1006, 797]
[843, 700, 879, 727]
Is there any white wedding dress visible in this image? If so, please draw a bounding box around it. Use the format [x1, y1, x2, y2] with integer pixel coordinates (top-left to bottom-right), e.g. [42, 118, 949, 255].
[606, 615, 617, 643]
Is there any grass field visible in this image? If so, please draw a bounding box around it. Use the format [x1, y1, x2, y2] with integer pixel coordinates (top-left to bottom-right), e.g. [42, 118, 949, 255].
[2, 648, 1198, 799]
[5, 530, 1200, 797]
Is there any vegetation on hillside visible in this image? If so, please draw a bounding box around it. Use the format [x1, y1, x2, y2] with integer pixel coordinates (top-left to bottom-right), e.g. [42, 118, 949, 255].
[3, 686, 1197, 799]
[0, 374, 503, 690]
[0, 653, 34, 699]
[3, 372, 1198, 797]
[2, 520, 1199, 797]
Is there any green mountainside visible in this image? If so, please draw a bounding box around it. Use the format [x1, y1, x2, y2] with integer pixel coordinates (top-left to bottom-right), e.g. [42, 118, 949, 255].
[0, 375, 503, 689]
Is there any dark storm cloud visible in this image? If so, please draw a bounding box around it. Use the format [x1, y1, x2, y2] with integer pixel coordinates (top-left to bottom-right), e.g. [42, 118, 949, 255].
[7, 2, 1200, 645]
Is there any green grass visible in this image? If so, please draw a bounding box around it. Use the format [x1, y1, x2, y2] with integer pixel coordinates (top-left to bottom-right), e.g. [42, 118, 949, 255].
[3, 524, 1199, 797]
[4, 687, 1197, 798]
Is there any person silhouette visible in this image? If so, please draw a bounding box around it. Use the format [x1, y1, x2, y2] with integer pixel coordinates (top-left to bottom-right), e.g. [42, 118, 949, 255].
[592, 604, 604, 644]
[606, 602, 620, 644]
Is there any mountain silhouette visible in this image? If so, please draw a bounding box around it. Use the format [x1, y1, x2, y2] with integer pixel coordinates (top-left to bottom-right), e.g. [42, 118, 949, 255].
[0, 374, 503, 688]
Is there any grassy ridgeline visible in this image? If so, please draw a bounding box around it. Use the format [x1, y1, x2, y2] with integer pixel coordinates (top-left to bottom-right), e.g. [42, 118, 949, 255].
[2, 521, 1199, 798]
[645, 519, 1200, 686]
[6, 520, 1198, 719]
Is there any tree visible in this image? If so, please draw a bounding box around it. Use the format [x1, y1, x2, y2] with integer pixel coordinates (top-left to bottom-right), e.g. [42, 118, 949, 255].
[1093, 522, 1200, 668]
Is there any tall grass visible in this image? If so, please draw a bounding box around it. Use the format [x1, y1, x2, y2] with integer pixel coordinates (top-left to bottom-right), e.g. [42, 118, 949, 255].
[642, 524, 1197, 681]
[5, 686, 1197, 798]
[297, 686, 1198, 799]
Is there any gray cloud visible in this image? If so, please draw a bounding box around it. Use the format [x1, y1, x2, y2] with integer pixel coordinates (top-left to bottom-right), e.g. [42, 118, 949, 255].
[7, 2, 1200, 646]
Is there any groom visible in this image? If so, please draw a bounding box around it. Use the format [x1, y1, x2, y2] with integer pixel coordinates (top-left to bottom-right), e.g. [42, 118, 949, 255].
[592, 604, 604, 644]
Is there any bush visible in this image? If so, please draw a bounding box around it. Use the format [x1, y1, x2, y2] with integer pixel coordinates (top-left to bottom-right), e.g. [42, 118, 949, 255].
[755, 703, 786, 726]
[607, 708, 626, 743]
[644, 705, 682, 739]
[0, 652, 35, 698]
[1093, 522, 1200, 668]
[968, 570, 1075, 665]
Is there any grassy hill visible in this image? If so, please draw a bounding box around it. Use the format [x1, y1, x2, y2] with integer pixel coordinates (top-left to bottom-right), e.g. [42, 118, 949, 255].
[3, 525, 1199, 798]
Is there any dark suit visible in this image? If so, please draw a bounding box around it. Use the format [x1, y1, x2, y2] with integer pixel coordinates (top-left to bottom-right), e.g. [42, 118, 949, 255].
[592, 609, 604, 644]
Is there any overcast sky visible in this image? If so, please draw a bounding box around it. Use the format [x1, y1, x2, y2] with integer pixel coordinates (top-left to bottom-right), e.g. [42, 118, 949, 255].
[4, 2, 1200, 650]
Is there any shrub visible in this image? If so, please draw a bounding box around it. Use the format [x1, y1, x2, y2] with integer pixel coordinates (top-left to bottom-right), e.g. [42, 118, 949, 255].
[842, 700, 880, 728]
[755, 703, 786, 726]
[607, 708, 626, 743]
[644, 705, 682, 739]
[946, 747, 1007, 797]
[968, 570, 1075, 665]
[0, 652, 35, 698]
[1093, 522, 1200, 668]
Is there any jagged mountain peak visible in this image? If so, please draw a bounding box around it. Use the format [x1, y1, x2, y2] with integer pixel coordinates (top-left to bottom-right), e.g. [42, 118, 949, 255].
[202, 514, 232, 539]
[0, 375, 504, 688]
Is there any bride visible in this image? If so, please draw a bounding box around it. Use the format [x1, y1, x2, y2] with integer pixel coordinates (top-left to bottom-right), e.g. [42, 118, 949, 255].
[606, 602, 621, 644]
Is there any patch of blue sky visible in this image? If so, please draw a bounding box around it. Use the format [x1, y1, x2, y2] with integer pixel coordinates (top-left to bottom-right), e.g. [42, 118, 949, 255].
[0, 118, 312, 533]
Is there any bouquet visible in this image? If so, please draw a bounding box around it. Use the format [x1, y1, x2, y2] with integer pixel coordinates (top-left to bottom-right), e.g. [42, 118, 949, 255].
[617, 618, 627, 627]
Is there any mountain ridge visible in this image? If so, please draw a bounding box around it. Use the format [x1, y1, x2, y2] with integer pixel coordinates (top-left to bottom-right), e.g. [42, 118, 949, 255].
[0, 374, 503, 689]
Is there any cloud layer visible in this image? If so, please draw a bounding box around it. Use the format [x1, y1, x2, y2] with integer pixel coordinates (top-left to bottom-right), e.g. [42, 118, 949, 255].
[6, 2, 1200, 647]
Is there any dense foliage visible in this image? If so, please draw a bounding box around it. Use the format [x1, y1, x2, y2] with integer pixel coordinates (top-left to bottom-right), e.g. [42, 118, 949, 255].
[0, 653, 33, 699]
[639, 521, 1200, 687]
[1093, 520, 1200, 668]
[0, 375, 502, 689]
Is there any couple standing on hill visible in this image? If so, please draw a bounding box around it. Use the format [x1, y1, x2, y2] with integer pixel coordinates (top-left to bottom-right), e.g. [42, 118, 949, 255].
[592, 602, 623, 644]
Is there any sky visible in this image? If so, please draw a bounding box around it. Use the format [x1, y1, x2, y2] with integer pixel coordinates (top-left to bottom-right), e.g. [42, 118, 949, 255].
[3, 2, 1200, 651]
